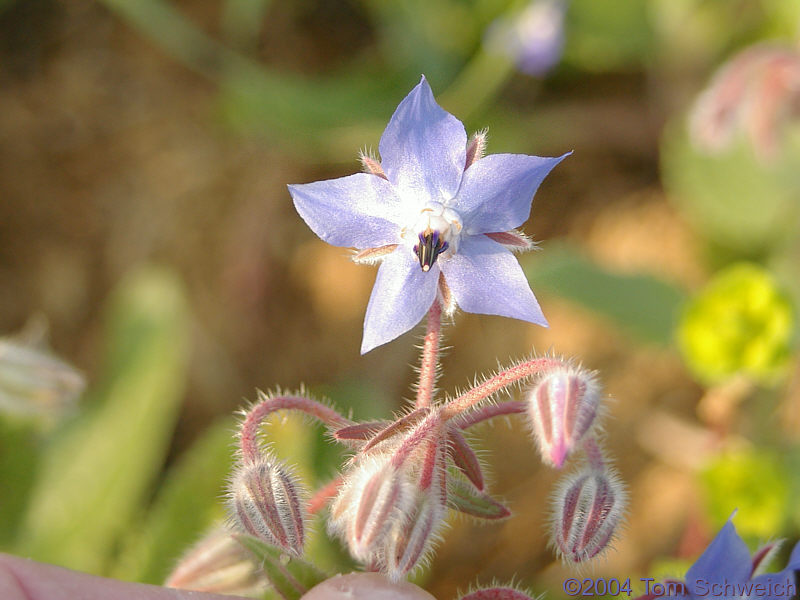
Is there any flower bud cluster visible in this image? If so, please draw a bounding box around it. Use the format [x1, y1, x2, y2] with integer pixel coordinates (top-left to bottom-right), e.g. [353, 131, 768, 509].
[329, 411, 449, 580]
[525, 363, 626, 563]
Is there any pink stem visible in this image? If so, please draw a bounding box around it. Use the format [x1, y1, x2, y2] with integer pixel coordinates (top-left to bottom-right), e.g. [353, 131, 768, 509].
[307, 476, 342, 515]
[239, 395, 351, 465]
[441, 357, 563, 420]
[583, 434, 605, 471]
[390, 412, 442, 468]
[417, 437, 442, 491]
[415, 301, 442, 409]
[454, 400, 527, 429]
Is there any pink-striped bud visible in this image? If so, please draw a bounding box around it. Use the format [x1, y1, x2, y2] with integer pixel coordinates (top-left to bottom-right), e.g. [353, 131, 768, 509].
[329, 456, 413, 563]
[385, 443, 448, 580]
[527, 367, 600, 468]
[550, 467, 626, 563]
[165, 527, 267, 596]
[228, 458, 306, 555]
[385, 493, 447, 581]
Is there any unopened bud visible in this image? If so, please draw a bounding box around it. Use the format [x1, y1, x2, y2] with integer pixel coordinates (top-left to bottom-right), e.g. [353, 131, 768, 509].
[385, 494, 447, 581]
[551, 467, 626, 563]
[527, 367, 600, 468]
[0, 337, 85, 419]
[228, 458, 306, 555]
[165, 527, 267, 596]
[329, 456, 413, 563]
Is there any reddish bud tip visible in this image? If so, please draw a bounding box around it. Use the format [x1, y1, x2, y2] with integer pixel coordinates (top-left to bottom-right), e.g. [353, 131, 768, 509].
[228, 458, 306, 556]
[527, 367, 601, 469]
[550, 467, 627, 563]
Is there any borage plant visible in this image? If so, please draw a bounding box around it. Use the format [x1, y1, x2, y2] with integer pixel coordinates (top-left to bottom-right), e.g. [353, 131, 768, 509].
[167, 77, 626, 600]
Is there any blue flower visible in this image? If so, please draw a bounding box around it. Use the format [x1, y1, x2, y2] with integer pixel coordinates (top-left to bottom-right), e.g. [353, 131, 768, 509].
[289, 76, 567, 353]
[644, 515, 800, 600]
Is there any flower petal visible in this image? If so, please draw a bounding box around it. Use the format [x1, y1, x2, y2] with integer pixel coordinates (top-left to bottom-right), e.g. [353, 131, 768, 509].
[379, 76, 467, 205]
[289, 174, 402, 249]
[454, 152, 569, 234]
[750, 540, 800, 600]
[685, 516, 752, 594]
[361, 247, 439, 353]
[439, 235, 546, 325]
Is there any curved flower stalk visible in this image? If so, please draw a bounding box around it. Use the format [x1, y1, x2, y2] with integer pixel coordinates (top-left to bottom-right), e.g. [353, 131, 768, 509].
[289, 76, 568, 353]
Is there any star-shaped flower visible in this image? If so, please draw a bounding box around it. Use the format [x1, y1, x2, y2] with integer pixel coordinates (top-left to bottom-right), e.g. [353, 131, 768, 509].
[289, 76, 568, 353]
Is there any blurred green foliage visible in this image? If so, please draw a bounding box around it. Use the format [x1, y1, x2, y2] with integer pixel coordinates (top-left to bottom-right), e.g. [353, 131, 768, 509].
[16, 267, 190, 573]
[701, 449, 790, 541]
[677, 263, 794, 385]
[525, 243, 687, 345]
[111, 419, 236, 584]
[0, 266, 358, 595]
[662, 123, 800, 254]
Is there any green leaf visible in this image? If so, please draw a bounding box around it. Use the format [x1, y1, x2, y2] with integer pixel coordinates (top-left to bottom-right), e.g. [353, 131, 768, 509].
[112, 419, 237, 584]
[524, 243, 687, 345]
[447, 479, 511, 520]
[17, 266, 190, 575]
[0, 417, 40, 546]
[236, 534, 328, 600]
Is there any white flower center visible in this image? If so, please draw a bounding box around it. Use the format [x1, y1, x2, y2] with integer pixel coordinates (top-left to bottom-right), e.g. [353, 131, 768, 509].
[402, 202, 463, 271]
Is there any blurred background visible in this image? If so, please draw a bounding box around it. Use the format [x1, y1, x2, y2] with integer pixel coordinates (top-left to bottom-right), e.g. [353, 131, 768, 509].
[1, 0, 799, 598]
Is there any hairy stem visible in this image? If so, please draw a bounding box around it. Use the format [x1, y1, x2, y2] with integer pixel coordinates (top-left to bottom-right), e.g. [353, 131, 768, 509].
[390, 412, 442, 468]
[583, 435, 606, 471]
[240, 394, 351, 464]
[455, 400, 527, 429]
[441, 357, 563, 420]
[415, 301, 442, 409]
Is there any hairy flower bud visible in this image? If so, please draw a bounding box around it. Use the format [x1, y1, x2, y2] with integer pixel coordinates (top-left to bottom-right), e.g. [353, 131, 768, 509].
[550, 467, 626, 563]
[329, 456, 414, 563]
[165, 527, 267, 596]
[527, 367, 600, 468]
[384, 441, 448, 580]
[0, 337, 85, 419]
[385, 492, 447, 581]
[228, 458, 306, 555]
